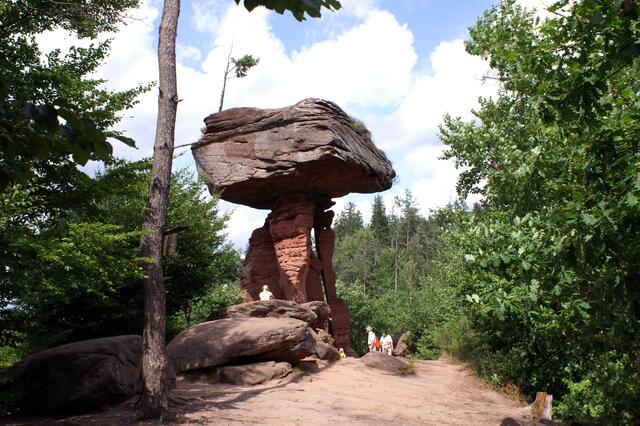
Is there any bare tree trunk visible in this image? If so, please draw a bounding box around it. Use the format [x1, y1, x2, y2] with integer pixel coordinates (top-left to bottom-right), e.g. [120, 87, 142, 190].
[218, 46, 233, 112]
[139, 0, 180, 418]
[363, 239, 368, 295]
[394, 239, 399, 292]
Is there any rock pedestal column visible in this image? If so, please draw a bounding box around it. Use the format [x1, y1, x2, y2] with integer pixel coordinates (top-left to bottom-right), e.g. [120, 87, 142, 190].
[241, 194, 354, 354]
[267, 199, 316, 303]
[314, 210, 355, 356]
[241, 227, 283, 302]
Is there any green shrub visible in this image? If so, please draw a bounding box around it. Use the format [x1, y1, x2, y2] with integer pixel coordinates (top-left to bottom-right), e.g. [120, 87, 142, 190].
[348, 117, 372, 141]
[413, 331, 440, 360]
[432, 317, 476, 361]
[167, 282, 243, 336]
[555, 352, 640, 425]
[0, 345, 23, 369]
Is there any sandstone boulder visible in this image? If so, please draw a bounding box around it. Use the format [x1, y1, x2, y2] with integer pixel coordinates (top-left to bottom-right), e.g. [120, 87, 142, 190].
[192, 98, 395, 209]
[185, 361, 293, 386]
[167, 317, 315, 372]
[360, 352, 414, 375]
[301, 301, 331, 330]
[3, 335, 142, 414]
[213, 299, 325, 327]
[314, 329, 335, 346]
[327, 297, 356, 356]
[216, 361, 293, 385]
[310, 330, 340, 361]
[392, 331, 414, 357]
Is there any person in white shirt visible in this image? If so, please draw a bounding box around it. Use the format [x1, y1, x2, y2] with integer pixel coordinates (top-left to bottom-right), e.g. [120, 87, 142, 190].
[366, 326, 376, 352]
[259, 285, 274, 301]
[380, 331, 394, 356]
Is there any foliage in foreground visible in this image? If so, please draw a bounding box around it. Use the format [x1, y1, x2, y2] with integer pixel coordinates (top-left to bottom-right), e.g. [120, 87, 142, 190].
[0, 0, 148, 189]
[436, 0, 640, 423]
[334, 2, 639, 422]
[0, 159, 240, 354]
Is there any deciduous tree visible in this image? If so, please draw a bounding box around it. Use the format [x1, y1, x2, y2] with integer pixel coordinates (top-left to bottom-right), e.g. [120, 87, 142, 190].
[439, 0, 640, 422]
[0, 0, 147, 189]
[140, 0, 342, 416]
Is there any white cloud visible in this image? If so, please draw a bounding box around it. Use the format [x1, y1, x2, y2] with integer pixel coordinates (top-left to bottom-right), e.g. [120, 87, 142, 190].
[337, 0, 382, 19]
[404, 145, 461, 212]
[191, 0, 227, 34]
[189, 6, 417, 113]
[219, 202, 268, 252]
[177, 44, 203, 62]
[38, 1, 498, 248]
[286, 11, 416, 109]
[104, 3, 159, 160]
[374, 39, 497, 152]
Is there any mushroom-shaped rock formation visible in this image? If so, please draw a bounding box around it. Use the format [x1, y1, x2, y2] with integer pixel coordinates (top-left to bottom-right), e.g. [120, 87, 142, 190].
[192, 98, 395, 357]
[192, 98, 395, 209]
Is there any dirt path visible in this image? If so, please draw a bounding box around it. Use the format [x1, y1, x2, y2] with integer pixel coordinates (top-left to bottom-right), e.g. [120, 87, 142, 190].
[171, 358, 528, 426]
[5, 357, 531, 425]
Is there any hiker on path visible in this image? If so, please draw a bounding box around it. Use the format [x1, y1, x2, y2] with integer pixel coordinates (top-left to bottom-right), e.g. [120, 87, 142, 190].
[380, 331, 394, 356]
[366, 326, 376, 352]
[259, 285, 274, 301]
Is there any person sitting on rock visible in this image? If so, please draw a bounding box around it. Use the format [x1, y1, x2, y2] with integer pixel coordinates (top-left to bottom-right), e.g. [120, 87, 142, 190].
[259, 285, 274, 301]
[366, 326, 376, 352]
[380, 331, 394, 356]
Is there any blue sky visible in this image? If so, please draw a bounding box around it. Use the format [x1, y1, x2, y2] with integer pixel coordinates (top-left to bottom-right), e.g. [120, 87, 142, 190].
[40, 0, 547, 249]
[267, 0, 495, 65]
[177, 0, 496, 68]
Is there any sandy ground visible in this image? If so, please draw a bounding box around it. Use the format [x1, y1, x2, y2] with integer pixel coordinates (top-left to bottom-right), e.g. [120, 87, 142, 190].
[4, 357, 533, 426]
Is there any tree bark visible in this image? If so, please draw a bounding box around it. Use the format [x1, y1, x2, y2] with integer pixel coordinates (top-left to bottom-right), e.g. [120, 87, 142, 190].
[139, 0, 180, 418]
[393, 239, 399, 292]
[218, 46, 233, 112]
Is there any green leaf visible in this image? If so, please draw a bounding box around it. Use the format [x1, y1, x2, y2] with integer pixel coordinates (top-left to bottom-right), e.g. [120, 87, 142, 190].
[581, 213, 598, 226]
[112, 134, 137, 148]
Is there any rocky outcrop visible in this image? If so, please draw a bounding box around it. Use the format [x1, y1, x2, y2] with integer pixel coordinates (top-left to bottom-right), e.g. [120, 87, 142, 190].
[241, 226, 282, 302]
[3, 335, 142, 415]
[216, 362, 293, 385]
[186, 361, 293, 386]
[306, 257, 325, 302]
[314, 329, 335, 346]
[392, 331, 414, 357]
[301, 301, 331, 330]
[328, 298, 355, 356]
[213, 299, 323, 327]
[193, 98, 395, 210]
[192, 98, 396, 356]
[315, 210, 338, 299]
[238, 198, 355, 355]
[268, 199, 316, 303]
[240, 197, 327, 305]
[310, 330, 340, 361]
[167, 317, 315, 372]
[360, 352, 414, 375]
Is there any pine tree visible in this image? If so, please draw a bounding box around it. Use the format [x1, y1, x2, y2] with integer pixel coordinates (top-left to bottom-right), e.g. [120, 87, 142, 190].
[370, 195, 390, 246]
[334, 202, 364, 239]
